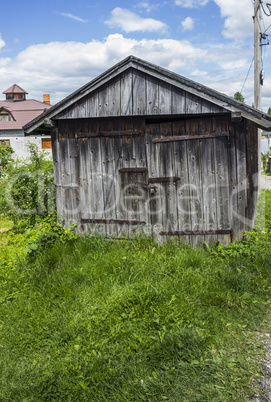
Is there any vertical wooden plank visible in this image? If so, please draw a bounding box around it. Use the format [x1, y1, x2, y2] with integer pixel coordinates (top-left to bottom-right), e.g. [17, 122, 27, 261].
[185, 93, 202, 114]
[245, 120, 259, 231]
[68, 138, 80, 225]
[121, 70, 133, 116]
[132, 70, 146, 115]
[108, 77, 121, 116]
[158, 122, 179, 238]
[171, 86, 186, 114]
[185, 118, 204, 246]
[86, 93, 98, 117]
[158, 81, 172, 115]
[173, 120, 191, 244]
[78, 138, 88, 227]
[213, 116, 231, 244]
[198, 117, 218, 245]
[146, 75, 159, 115]
[228, 123, 238, 241]
[145, 123, 165, 242]
[98, 85, 109, 117]
[52, 127, 64, 223]
[235, 122, 247, 239]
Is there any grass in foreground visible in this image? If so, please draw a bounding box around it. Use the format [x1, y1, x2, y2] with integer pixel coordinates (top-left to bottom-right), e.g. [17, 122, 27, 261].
[0, 192, 270, 401]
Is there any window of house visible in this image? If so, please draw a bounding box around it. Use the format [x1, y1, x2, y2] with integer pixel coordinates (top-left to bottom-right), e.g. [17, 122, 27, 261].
[41, 138, 52, 149]
[0, 140, 11, 146]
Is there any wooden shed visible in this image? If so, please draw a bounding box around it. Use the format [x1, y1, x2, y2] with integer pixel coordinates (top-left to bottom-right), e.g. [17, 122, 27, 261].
[24, 56, 271, 245]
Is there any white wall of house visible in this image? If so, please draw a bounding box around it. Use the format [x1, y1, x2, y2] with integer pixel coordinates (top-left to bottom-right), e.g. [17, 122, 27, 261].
[0, 136, 52, 159]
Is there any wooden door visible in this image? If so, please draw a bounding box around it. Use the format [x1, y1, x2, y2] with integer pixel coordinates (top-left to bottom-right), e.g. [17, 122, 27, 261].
[146, 120, 232, 245]
[78, 130, 150, 237]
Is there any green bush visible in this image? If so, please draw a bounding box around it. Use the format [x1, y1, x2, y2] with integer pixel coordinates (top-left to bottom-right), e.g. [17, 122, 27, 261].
[0, 142, 55, 226]
[0, 143, 14, 179]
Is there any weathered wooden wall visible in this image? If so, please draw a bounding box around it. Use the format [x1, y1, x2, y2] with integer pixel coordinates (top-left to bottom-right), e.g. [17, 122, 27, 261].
[51, 114, 259, 245]
[54, 69, 227, 120]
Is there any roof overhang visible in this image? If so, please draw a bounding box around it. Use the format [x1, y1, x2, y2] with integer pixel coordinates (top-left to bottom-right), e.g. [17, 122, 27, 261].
[23, 56, 271, 134]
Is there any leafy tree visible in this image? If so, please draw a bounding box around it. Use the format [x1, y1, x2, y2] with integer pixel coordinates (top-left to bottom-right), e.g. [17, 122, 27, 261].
[234, 91, 245, 103]
[267, 107, 271, 116]
[0, 143, 14, 179]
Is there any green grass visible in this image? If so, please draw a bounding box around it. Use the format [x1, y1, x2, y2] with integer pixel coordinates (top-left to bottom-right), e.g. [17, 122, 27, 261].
[0, 214, 13, 231]
[0, 192, 271, 401]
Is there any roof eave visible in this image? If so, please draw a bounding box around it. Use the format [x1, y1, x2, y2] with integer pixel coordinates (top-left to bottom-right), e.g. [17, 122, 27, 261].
[23, 56, 271, 133]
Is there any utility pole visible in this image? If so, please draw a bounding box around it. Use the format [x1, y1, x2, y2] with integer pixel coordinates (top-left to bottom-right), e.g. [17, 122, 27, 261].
[254, 0, 262, 111]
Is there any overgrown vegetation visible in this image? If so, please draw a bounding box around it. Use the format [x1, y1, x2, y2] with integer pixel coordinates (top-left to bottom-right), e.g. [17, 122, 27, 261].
[0, 147, 271, 400]
[0, 142, 55, 226]
[0, 143, 14, 179]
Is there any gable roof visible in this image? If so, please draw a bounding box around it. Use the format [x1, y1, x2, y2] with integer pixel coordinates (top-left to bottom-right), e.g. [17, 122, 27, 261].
[23, 55, 271, 133]
[0, 99, 51, 130]
[3, 84, 28, 94]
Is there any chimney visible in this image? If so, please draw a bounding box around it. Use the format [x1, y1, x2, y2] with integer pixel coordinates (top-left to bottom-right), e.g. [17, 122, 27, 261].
[43, 94, 50, 104]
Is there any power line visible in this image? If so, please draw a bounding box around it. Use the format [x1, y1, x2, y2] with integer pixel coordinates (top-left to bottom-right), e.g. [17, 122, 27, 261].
[261, 1, 271, 16]
[241, 56, 254, 94]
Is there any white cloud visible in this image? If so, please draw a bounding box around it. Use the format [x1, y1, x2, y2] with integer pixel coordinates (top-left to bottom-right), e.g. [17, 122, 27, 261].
[175, 0, 209, 7]
[60, 13, 87, 23]
[136, 2, 155, 13]
[0, 34, 6, 52]
[213, 0, 253, 39]
[0, 34, 206, 103]
[0, 32, 270, 111]
[181, 17, 194, 31]
[105, 7, 167, 33]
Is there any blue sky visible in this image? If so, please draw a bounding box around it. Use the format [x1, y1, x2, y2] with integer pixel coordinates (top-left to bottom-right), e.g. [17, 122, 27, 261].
[1, 0, 271, 111]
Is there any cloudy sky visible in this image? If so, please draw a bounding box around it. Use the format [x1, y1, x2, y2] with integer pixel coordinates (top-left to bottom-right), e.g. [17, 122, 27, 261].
[1, 0, 271, 112]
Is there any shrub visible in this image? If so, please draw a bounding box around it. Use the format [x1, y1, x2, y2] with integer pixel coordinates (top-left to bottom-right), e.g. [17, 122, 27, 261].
[0, 143, 14, 179]
[0, 142, 55, 226]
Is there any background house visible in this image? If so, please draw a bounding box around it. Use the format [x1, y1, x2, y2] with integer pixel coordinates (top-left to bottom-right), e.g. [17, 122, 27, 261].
[24, 56, 271, 245]
[0, 84, 52, 158]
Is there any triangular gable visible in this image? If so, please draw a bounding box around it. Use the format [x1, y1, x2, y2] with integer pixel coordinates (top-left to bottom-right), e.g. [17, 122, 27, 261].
[23, 56, 271, 133]
[0, 107, 15, 121]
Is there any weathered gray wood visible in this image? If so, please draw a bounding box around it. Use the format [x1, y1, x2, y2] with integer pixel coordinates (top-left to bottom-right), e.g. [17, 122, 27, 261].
[152, 132, 229, 142]
[245, 120, 259, 231]
[199, 117, 218, 244]
[160, 122, 179, 236]
[172, 120, 191, 244]
[158, 81, 172, 115]
[98, 85, 109, 117]
[171, 86, 186, 114]
[185, 119, 205, 246]
[108, 77, 121, 116]
[121, 70, 133, 115]
[146, 124, 164, 241]
[185, 92, 202, 114]
[146, 75, 159, 115]
[86, 92, 98, 117]
[68, 138, 80, 224]
[213, 116, 231, 244]
[132, 70, 146, 115]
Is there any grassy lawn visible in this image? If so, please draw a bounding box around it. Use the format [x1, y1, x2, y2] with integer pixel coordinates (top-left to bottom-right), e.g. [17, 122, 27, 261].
[0, 191, 270, 401]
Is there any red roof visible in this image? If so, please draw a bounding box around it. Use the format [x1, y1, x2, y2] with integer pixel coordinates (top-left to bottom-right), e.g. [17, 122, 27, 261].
[3, 84, 28, 94]
[0, 99, 51, 130]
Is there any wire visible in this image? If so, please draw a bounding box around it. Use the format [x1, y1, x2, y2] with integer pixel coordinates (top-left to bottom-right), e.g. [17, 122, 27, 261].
[263, 22, 271, 34]
[241, 57, 254, 94]
[261, 1, 271, 16]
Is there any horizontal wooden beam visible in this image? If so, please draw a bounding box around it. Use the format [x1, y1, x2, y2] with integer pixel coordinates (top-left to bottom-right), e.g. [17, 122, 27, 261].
[75, 131, 141, 139]
[81, 219, 146, 225]
[148, 177, 180, 183]
[152, 132, 229, 143]
[159, 229, 233, 237]
[119, 167, 148, 173]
